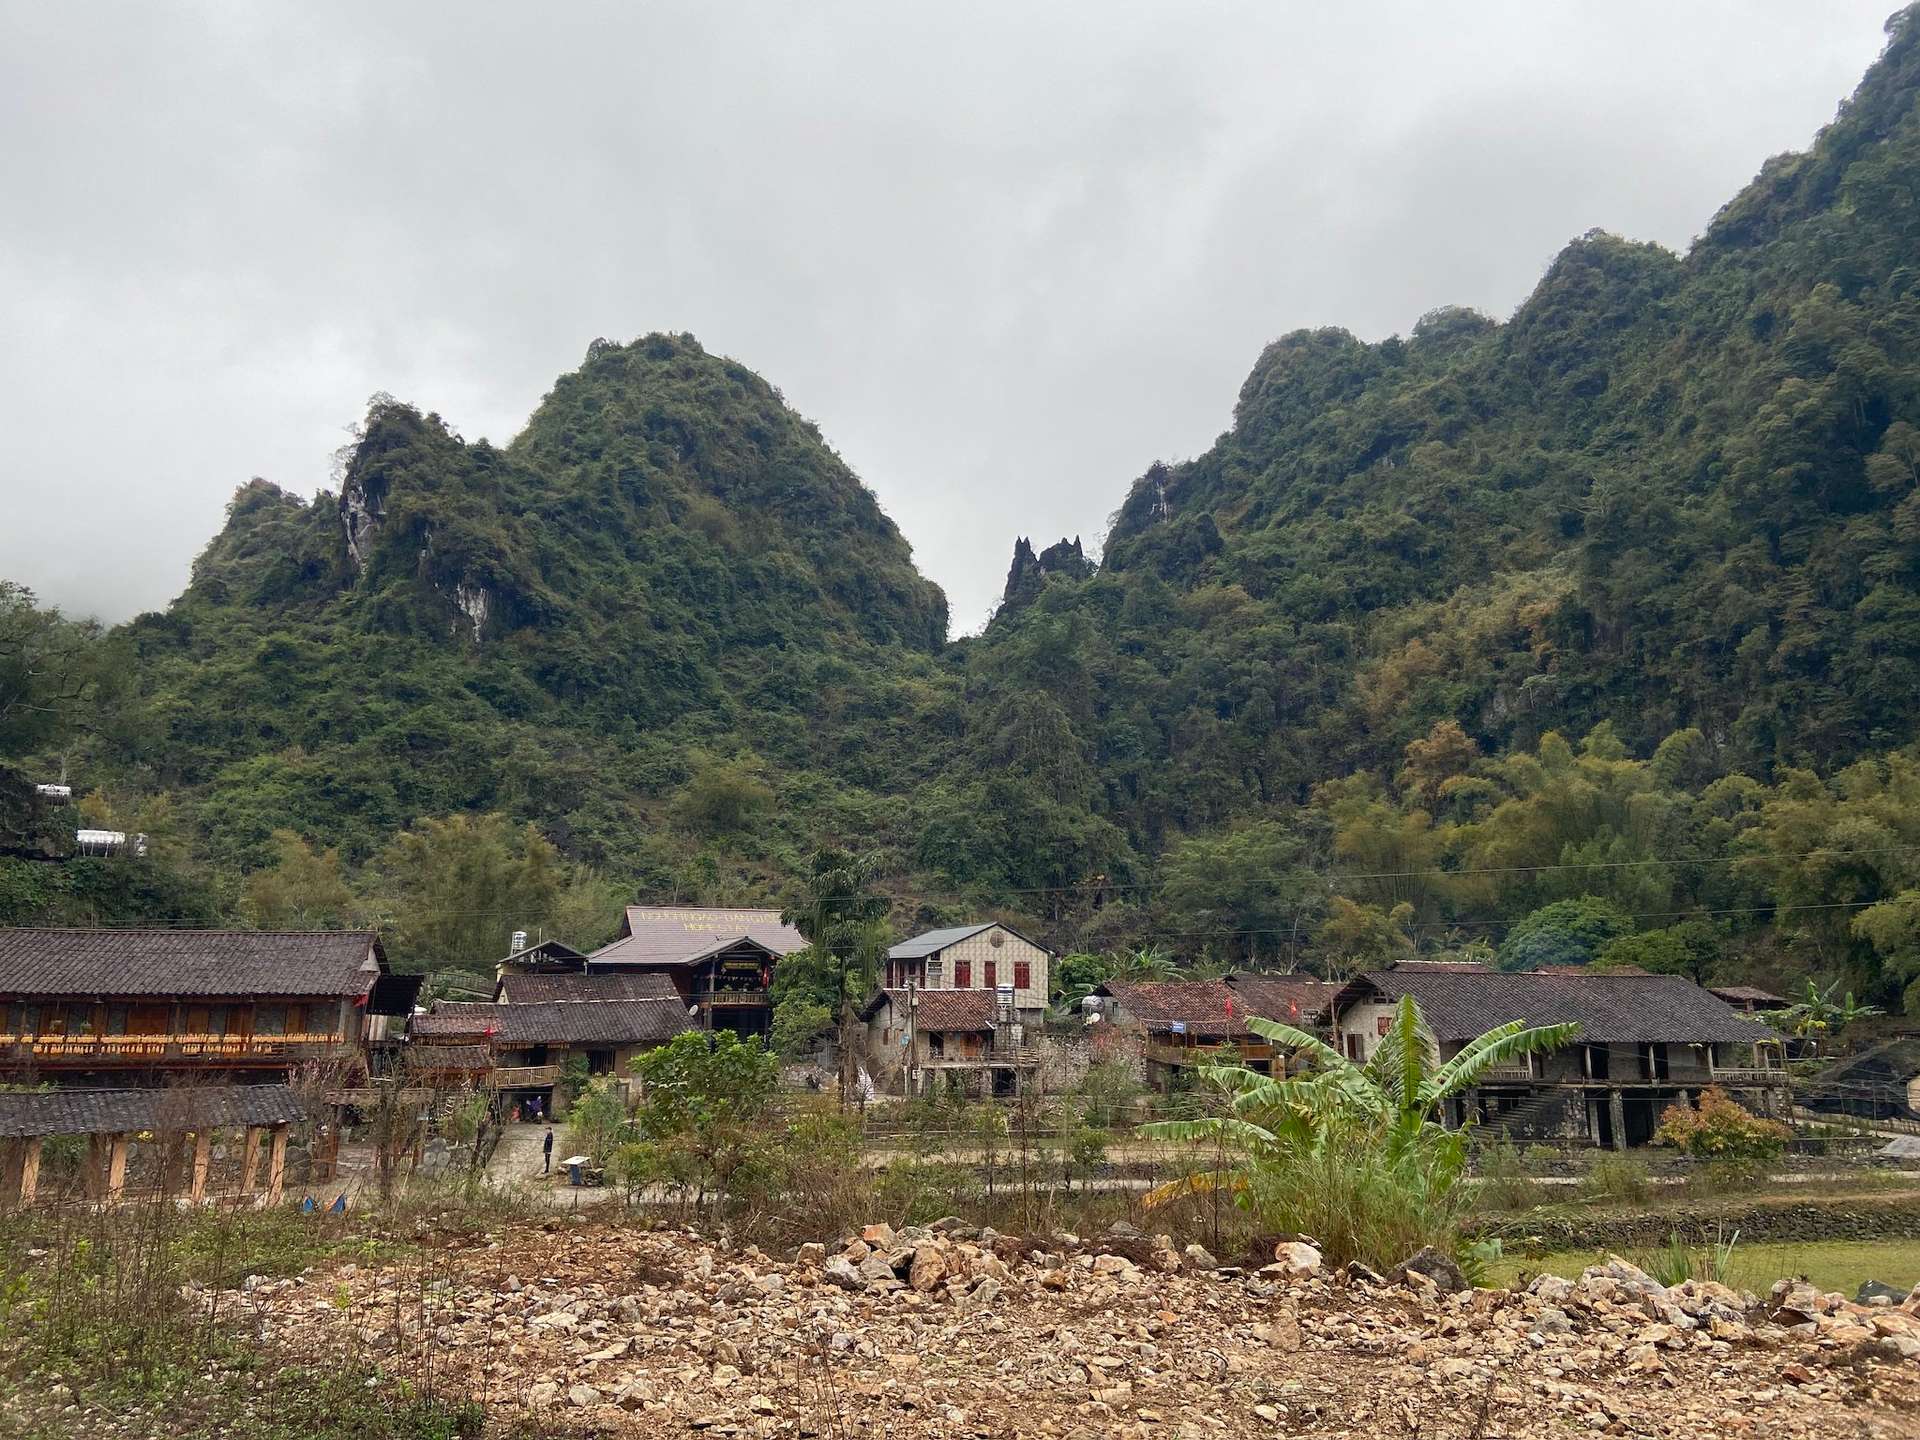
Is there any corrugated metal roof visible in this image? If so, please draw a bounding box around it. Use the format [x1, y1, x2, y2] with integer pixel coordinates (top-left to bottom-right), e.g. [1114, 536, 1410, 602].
[0, 928, 383, 999]
[0, 1084, 306, 1138]
[589, 908, 806, 968]
[1336, 970, 1777, 1045]
[887, 924, 996, 961]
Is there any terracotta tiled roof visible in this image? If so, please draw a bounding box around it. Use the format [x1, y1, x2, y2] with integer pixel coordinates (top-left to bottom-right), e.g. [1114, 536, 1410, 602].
[1096, 980, 1248, 1038]
[1225, 974, 1340, 1026]
[0, 928, 383, 999]
[496, 971, 679, 1005]
[590, 908, 806, 967]
[860, 988, 999, 1031]
[1336, 971, 1776, 1045]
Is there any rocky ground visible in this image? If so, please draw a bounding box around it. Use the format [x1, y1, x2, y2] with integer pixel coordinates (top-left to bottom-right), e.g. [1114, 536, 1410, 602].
[210, 1219, 1920, 1437]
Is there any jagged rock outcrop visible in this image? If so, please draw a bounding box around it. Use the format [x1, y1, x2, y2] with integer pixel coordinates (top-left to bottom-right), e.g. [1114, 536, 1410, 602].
[1001, 534, 1094, 612]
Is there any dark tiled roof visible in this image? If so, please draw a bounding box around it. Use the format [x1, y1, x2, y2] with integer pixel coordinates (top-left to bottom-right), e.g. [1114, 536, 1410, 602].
[1710, 985, 1789, 1006]
[0, 1084, 305, 1138]
[1226, 974, 1340, 1026]
[0, 928, 383, 999]
[1097, 980, 1248, 1038]
[1336, 970, 1776, 1045]
[418, 998, 693, 1048]
[590, 907, 806, 967]
[496, 971, 679, 1005]
[860, 988, 998, 1030]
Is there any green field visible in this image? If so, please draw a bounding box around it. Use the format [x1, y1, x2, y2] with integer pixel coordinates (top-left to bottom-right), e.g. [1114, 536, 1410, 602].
[1490, 1239, 1920, 1298]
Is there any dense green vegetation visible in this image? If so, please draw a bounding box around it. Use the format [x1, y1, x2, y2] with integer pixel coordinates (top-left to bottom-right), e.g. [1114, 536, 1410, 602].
[9, 16, 1920, 1013]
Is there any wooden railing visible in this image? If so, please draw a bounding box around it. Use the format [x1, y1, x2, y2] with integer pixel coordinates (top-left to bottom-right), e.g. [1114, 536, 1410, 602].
[1142, 1040, 1275, 1068]
[1710, 1066, 1790, 1084]
[1, 1033, 349, 1064]
[1480, 1063, 1538, 1082]
[694, 988, 769, 1007]
[488, 1064, 562, 1088]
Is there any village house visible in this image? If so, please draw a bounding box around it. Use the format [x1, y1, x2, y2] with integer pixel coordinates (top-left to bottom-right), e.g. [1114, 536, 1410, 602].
[1089, 974, 1340, 1089]
[860, 986, 1043, 1098]
[0, 928, 418, 1087]
[881, 923, 1053, 1027]
[1328, 968, 1791, 1148]
[1708, 984, 1789, 1015]
[588, 906, 807, 1039]
[409, 993, 692, 1118]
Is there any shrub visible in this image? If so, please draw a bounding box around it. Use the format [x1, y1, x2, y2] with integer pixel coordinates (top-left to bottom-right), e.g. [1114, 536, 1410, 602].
[1653, 1087, 1790, 1162]
[1583, 1154, 1652, 1203]
[563, 1076, 633, 1164]
[1478, 1135, 1543, 1210]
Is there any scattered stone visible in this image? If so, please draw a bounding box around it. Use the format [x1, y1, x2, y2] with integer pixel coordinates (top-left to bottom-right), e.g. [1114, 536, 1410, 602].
[1387, 1246, 1466, 1294]
[1271, 1240, 1322, 1278]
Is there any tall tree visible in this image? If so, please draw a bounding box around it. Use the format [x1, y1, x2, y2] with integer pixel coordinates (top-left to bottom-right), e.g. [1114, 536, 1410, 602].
[780, 847, 890, 1103]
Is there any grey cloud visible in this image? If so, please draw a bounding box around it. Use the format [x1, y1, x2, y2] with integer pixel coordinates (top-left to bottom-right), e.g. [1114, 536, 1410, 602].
[0, 1, 1894, 633]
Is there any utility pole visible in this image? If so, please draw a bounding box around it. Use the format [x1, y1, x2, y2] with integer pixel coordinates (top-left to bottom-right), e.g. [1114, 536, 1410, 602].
[905, 979, 918, 1098]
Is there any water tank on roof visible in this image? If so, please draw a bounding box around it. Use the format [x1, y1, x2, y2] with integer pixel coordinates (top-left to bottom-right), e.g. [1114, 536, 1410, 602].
[35, 784, 72, 801]
[510, 929, 529, 954]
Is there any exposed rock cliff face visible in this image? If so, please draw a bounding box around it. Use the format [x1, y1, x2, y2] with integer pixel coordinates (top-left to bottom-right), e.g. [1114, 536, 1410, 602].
[338, 471, 383, 574]
[1001, 535, 1094, 612]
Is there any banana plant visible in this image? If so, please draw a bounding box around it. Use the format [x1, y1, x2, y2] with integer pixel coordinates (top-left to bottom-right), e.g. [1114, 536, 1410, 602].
[1140, 996, 1580, 1208]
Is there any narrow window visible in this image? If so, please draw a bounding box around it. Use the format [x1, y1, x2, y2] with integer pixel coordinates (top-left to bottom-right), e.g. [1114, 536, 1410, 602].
[954, 959, 971, 988]
[1014, 960, 1031, 991]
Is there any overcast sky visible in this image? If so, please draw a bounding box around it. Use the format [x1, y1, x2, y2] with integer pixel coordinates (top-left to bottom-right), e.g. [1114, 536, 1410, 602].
[0, 3, 1896, 635]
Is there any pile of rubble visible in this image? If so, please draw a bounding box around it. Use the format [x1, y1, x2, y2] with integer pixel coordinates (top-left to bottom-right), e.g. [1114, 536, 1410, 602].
[217, 1218, 1919, 1437]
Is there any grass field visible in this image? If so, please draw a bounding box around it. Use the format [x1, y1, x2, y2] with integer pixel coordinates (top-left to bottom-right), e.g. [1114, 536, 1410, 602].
[1488, 1238, 1920, 1298]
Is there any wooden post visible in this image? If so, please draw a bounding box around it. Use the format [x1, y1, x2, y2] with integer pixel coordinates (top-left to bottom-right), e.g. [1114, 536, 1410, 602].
[106, 1133, 129, 1203]
[1608, 1090, 1628, 1153]
[189, 1130, 212, 1204]
[241, 1126, 264, 1193]
[86, 1134, 107, 1200]
[266, 1124, 288, 1203]
[17, 1137, 40, 1207]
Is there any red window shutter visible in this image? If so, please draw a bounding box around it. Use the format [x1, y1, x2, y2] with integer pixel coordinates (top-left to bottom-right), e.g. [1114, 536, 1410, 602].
[1014, 961, 1031, 991]
[955, 959, 971, 988]
[984, 960, 997, 989]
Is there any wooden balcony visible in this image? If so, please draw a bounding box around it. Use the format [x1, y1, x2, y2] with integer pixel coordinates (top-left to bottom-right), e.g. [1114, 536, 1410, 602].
[1143, 1040, 1275, 1069]
[921, 1049, 1043, 1069]
[695, 988, 769, 1008]
[1709, 1067, 1790, 1085]
[488, 1064, 562, 1088]
[1481, 1063, 1538, 1082]
[0, 1033, 350, 1066]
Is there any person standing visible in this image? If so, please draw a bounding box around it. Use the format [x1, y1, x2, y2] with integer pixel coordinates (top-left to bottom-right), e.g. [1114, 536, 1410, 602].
[542, 1127, 554, 1175]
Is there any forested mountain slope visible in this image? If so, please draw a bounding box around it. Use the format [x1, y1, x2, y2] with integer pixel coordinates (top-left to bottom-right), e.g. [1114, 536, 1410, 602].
[970, 6, 1920, 840]
[93, 334, 956, 882]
